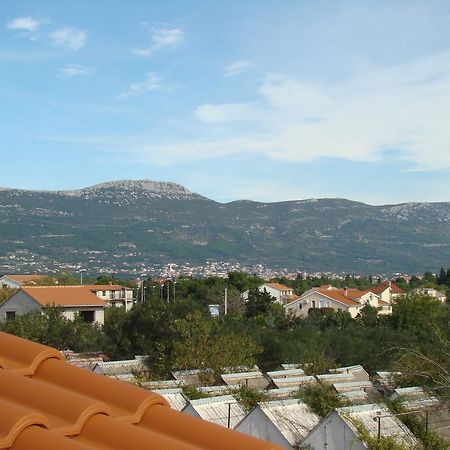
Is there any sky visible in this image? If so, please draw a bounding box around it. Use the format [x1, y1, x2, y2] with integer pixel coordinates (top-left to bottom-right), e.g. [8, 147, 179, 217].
[1, 0, 450, 204]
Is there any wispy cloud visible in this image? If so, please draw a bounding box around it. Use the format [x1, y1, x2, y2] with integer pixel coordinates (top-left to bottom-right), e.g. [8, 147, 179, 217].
[50, 27, 87, 50]
[117, 72, 163, 99]
[7, 16, 42, 33]
[195, 103, 258, 123]
[132, 25, 184, 56]
[59, 64, 94, 77]
[46, 50, 450, 173]
[224, 60, 254, 77]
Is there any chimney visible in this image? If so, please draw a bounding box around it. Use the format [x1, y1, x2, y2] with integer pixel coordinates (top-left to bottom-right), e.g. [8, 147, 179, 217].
[344, 287, 348, 297]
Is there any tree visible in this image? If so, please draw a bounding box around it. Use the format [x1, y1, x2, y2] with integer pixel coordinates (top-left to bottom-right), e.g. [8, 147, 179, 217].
[170, 311, 261, 383]
[245, 288, 275, 318]
[297, 383, 342, 417]
[358, 304, 379, 327]
[390, 293, 447, 333]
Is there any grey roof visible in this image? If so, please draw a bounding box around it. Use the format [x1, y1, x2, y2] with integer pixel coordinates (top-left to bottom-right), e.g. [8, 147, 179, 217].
[183, 395, 246, 428]
[272, 375, 316, 389]
[266, 387, 299, 399]
[221, 371, 269, 389]
[172, 369, 212, 386]
[267, 368, 305, 379]
[340, 389, 371, 403]
[391, 387, 440, 411]
[258, 399, 320, 445]
[316, 372, 354, 383]
[336, 404, 419, 448]
[198, 385, 240, 395]
[333, 380, 373, 393]
[92, 359, 147, 376]
[332, 365, 370, 382]
[281, 363, 302, 370]
[141, 379, 184, 390]
[154, 388, 188, 411]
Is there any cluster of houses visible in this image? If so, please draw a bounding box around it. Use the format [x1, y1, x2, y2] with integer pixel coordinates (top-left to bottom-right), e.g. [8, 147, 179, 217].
[247, 280, 446, 318]
[64, 353, 448, 449]
[0, 274, 134, 324]
[0, 274, 447, 323]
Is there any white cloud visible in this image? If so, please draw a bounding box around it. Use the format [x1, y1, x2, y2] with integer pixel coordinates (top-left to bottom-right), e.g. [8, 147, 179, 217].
[182, 50, 450, 171]
[7, 16, 41, 32]
[132, 25, 184, 56]
[117, 72, 163, 99]
[60, 64, 94, 77]
[47, 50, 450, 173]
[224, 60, 254, 77]
[50, 27, 87, 50]
[195, 103, 258, 123]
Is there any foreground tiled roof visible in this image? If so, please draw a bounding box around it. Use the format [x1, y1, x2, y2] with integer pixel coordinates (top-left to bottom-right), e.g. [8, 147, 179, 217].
[0, 332, 281, 450]
[21, 286, 106, 307]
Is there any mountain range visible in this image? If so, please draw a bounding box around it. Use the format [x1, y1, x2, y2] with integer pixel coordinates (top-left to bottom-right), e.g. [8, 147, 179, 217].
[0, 180, 449, 275]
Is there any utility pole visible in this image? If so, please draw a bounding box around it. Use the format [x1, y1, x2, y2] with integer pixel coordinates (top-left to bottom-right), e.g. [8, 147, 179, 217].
[224, 288, 228, 315]
[166, 278, 170, 303]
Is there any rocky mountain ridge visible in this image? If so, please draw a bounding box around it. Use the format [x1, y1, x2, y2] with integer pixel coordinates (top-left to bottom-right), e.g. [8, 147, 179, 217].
[0, 180, 449, 274]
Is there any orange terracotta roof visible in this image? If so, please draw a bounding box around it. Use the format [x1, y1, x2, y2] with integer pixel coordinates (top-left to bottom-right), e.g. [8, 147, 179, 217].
[3, 275, 48, 283]
[0, 332, 281, 450]
[369, 282, 403, 295]
[316, 289, 360, 306]
[21, 286, 106, 307]
[264, 282, 292, 291]
[84, 285, 133, 291]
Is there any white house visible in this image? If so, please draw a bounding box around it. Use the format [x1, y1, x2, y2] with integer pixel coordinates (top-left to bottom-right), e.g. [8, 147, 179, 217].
[414, 287, 447, 303]
[84, 284, 134, 311]
[182, 395, 246, 429]
[235, 399, 320, 449]
[284, 288, 362, 318]
[303, 404, 418, 450]
[0, 286, 106, 324]
[242, 283, 299, 305]
[369, 282, 403, 306]
[0, 274, 50, 289]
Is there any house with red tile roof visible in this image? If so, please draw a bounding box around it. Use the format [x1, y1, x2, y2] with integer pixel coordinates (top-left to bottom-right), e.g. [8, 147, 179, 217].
[241, 282, 300, 305]
[368, 281, 403, 306]
[0, 331, 281, 449]
[284, 288, 363, 318]
[84, 284, 134, 311]
[0, 286, 107, 324]
[0, 274, 50, 289]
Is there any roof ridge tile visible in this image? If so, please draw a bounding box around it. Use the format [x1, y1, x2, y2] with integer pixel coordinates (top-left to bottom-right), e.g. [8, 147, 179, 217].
[0, 332, 63, 376]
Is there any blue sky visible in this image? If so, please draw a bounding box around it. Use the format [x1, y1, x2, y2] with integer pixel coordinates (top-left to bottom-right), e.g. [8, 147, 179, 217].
[1, 0, 450, 204]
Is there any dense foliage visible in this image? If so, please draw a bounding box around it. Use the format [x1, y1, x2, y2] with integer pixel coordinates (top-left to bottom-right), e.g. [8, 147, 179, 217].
[1, 272, 448, 397]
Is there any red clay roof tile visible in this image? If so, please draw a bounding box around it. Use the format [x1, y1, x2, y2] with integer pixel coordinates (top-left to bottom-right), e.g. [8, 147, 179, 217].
[21, 286, 106, 307]
[0, 332, 281, 450]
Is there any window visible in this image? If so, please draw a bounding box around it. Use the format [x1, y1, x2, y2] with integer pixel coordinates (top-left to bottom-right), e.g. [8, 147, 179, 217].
[6, 311, 15, 320]
[79, 310, 95, 323]
[312, 300, 316, 308]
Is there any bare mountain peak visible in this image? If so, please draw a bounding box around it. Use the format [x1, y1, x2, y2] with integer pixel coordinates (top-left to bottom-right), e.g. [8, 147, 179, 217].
[61, 179, 205, 200]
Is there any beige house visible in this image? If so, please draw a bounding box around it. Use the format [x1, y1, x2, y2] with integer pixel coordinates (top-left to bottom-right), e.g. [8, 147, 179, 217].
[284, 288, 362, 318]
[84, 284, 134, 311]
[0, 286, 106, 324]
